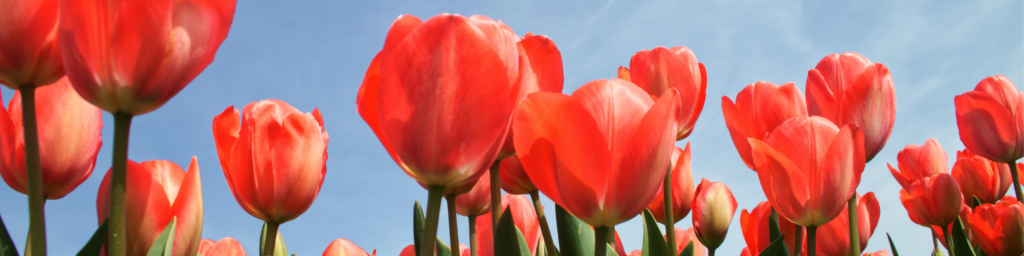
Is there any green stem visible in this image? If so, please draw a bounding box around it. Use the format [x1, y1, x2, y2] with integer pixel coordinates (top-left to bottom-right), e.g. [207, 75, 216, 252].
[262, 222, 279, 256]
[794, 225, 803, 256]
[944, 225, 954, 256]
[848, 195, 860, 256]
[663, 165, 676, 256]
[530, 191, 558, 256]
[932, 230, 938, 250]
[446, 194, 460, 256]
[490, 162, 501, 228]
[594, 226, 610, 256]
[806, 226, 817, 256]
[109, 112, 132, 256]
[21, 86, 46, 256]
[421, 186, 445, 256]
[469, 215, 478, 256]
[709, 249, 716, 256]
[1009, 161, 1023, 203]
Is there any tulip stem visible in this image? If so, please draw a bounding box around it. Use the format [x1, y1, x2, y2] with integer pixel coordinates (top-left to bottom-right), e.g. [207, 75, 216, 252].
[421, 186, 445, 256]
[468, 215, 478, 256]
[944, 225, 954, 256]
[848, 195, 860, 256]
[594, 226, 610, 256]
[932, 230, 938, 250]
[806, 225, 817, 256]
[490, 162, 501, 228]
[663, 164, 677, 256]
[20, 86, 46, 256]
[708, 249, 715, 256]
[262, 222, 279, 256]
[109, 112, 132, 256]
[1009, 161, 1023, 203]
[530, 191, 558, 256]
[794, 225, 803, 256]
[446, 194, 460, 256]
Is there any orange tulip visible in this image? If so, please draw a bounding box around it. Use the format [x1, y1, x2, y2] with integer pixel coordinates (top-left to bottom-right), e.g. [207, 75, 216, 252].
[0, 0, 63, 88]
[805, 52, 896, 162]
[97, 158, 203, 256]
[749, 116, 866, 227]
[931, 204, 973, 249]
[0, 77, 102, 199]
[953, 149, 1012, 204]
[816, 192, 880, 256]
[499, 155, 535, 194]
[862, 250, 891, 256]
[357, 14, 519, 189]
[740, 201, 803, 255]
[722, 81, 808, 170]
[955, 75, 1024, 163]
[646, 143, 696, 224]
[323, 239, 373, 256]
[454, 170, 491, 216]
[59, 0, 236, 115]
[888, 138, 949, 191]
[212, 99, 328, 224]
[496, 33, 564, 159]
[668, 227, 707, 256]
[691, 178, 738, 250]
[626, 46, 706, 140]
[198, 237, 245, 256]
[970, 197, 1024, 256]
[899, 173, 963, 227]
[475, 194, 540, 256]
[513, 78, 681, 227]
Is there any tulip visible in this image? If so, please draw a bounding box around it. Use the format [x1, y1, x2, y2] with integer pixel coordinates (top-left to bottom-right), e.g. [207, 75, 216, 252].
[0, 78, 102, 199]
[628, 250, 642, 256]
[0, 0, 63, 89]
[970, 197, 1023, 256]
[953, 149, 1012, 204]
[888, 138, 949, 191]
[740, 201, 803, 255]
[931, 204, 972, 250]
[498, 155, 557, 255]
[862, 250, 891, 256]
[617, 66, 631, 82]
[323, 239, 373, 256]
[212, 99, 328, 256]
[691, 178, 737, 253]
[626, 46, 706, 141]
[398, 244, 464, 256]
[513, 77, 681, 256]
[816, 193, 880, 256]
[956, 75, 1024, 204]
[722, 81, 808, 170]
[647, 143, 696, 224]
[899, 173, 963, 228]
[668, 227, 707, 256]
[455, 170, 492, 217]
[96, 158, 203, 256]
[198, 237, 246, 256]
[475, 195, 540, 256]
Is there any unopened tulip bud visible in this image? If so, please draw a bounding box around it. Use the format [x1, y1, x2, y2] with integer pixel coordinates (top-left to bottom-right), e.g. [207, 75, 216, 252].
[691, 178, 738, 250]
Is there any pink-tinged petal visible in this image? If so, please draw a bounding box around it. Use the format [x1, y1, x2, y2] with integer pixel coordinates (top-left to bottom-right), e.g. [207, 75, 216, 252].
[323, 238, 370, 256]
[691, 179, 737, 250]
[198, 237, 245, 256]
[814, 123, 865, 226]
[840, 64, 896, 161]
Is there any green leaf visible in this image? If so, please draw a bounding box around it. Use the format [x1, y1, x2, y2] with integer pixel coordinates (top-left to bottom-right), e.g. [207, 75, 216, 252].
[76, 218, 108, 256]
[536, 238, 547, 256]
[516, 227, 533, 256]
[758, 234, 789, 256]
[640, 209, 668, 256]
[435, 237, 451, 256]
[971, 196, 982, 210]
[886, 233, 899, 256]
[556, 205, 594, 256]
[677, 241, 694, 256]
[606, 243, 619, 256]
[415, 201, 426, 256]
[147, 217, 177, 256]
[951, 217, 976, 256]
[496, 207, 531, 256]
[767, 212, 781, 242]
[260, 223, 288, 256]
[0, 213, 17, 256]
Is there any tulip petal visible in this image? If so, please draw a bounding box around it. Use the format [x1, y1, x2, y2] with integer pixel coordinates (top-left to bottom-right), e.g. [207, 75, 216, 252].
[956, 91, 1019, 163]
[840, 64, 896, 162]
[815, 124, 865, 225]
[749, 137, 809, 226]
[722, 96, 756, 169]
[805, 69, 836, 121]
[515, 34, 564, 98]
[382, 15, 423, 56]
[212, 106, 239, 182]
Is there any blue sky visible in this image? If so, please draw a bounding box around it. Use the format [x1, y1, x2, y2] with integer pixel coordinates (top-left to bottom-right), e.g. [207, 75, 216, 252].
[0, 1, 1021, 255]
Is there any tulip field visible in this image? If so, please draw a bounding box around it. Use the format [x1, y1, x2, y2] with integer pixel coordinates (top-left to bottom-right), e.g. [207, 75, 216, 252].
[0, 1, 1021, 256]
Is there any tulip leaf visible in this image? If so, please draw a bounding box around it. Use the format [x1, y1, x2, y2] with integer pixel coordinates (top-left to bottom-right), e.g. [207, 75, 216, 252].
[952, 217, 976, 256]
[606, 243, 619, 256]
[677, 241, 694, 256]
[758, 234, 789, 256]
[496, 206, 531, 256]
[260, 223, 289, 256]
[886, 233, 899, 256]
[767, 209, 781, 242]
[0, 213, 17, 256]
[435, 237, 452, 256]
[556, 205, 594, 256]
[971, 196, 982, 210]
[536, 239, 546, 256]
[76, 218, 109, 256]
[147, 217, 177, 256]
[415, 201, 426, 256]
[640, 209, 668, 256]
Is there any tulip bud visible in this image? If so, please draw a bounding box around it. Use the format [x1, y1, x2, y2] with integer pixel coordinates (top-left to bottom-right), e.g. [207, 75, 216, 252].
[888, 138, 948, 191]
[626, 46, 707, 141]
[691, 178, 738, 250]
[900, 173, 964, 227]
[970, 197, 1024, 256]
[955, 75, 1024, 163]
[952, 149, 1012, 204]
[197, 237, 245, 256]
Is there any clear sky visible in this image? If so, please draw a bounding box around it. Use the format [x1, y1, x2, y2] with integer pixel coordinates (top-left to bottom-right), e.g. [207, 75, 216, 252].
[0, 1, 1021, 255]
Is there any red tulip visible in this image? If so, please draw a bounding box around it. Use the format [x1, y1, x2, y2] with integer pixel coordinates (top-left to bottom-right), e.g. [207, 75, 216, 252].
[397, 244, 461, 256]
[198, 237, 245, 256]
[953, 148, 1012, 204]
[862, 250, 891, 256]
[646, 143, 696, 224]
[357, 14, 519, 189]
[613, 231, 627, 256]
[970, 197, 1024, 256]
[740, 201, 803, 255]
[323, 239, 373, 256]
[931, 204, 973, 249]
[475, 194, 540, 256]
[816, 192, 880, 256]
[626, 46, 706, 140]
[899, 173, 964, 227]
[496, 32, 564, 159]
[0, 0, 64, 88]
[454, 170, 491, 216]
[888, 138, 949, 191]
[0, 77, 102, 199]
[805, 52, 896, 162]
[691, 178, 738, 250]
[628, 250, 642, 256]
[668, 227, 706, 256]
[513, 78, 681, 227]
[59, 0, 236, 115]
[212, 99, 328, 224]
[749, 116, 866, 226]
[97, 158, 203, 256]
[499, 155, 535, 194]
[955, 75, 1024, 163]
[722, 81, 808, 170]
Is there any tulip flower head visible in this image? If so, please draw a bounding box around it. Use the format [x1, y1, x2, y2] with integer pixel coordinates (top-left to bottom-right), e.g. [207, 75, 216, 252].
[496, 33, 565, 159]
[213, 99, 328, 224]
[475, 194, 540, 256]
[499, 154, 536, 194]
[740, 201, 803, 255]
[323, 238, 373, 256]
[0, 77, 102, 199]
[668, 227, 707, 256]
[806, 52, 896, 162]
[453, 170, 491, 216]
[691, 178, 738, 250]
[931, 204, 973, 249]
[626, 46, 706, 140]
[955, 75, 1024, 163]
[646, 143, 696, 224]
[97, 158, 203, 256]
[899, 173, 964, 227]
[953, 149, 1012, 204]
[0, 0, 64, 88]
[198, 237, 246, 256]
[888, 138, 949, 191]
[513, 78, 681, 227]
[863, 250, 891, 256]
[816, 192, 880, 256]
[722, 81, 808, 170]
[969, 197, 1024, 256]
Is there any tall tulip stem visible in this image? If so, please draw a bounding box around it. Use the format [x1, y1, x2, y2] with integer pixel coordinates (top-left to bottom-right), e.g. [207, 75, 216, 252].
[1009, 161, 1023, 203]
[847, 195, 859, 256]
[663, 165, 676, 256]
[468, 215, 478, 256]
[262, 222, 279, 256]
[794, 225, 803, 256]
[446, 194, 460, 256]
[20, 86, 46, 256]
[806, 225, 817, 256]
[421, 186, 445, 256]
[944, 225, 954, 255]
[109, 112, 133, 256]
[530, 191, 558, 256]
[594, 226, 610, 256]
[489, 162, 501, 228]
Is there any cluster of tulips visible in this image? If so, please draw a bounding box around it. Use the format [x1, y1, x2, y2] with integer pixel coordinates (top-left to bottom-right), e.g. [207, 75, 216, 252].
[0, 0, 1021, 255]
